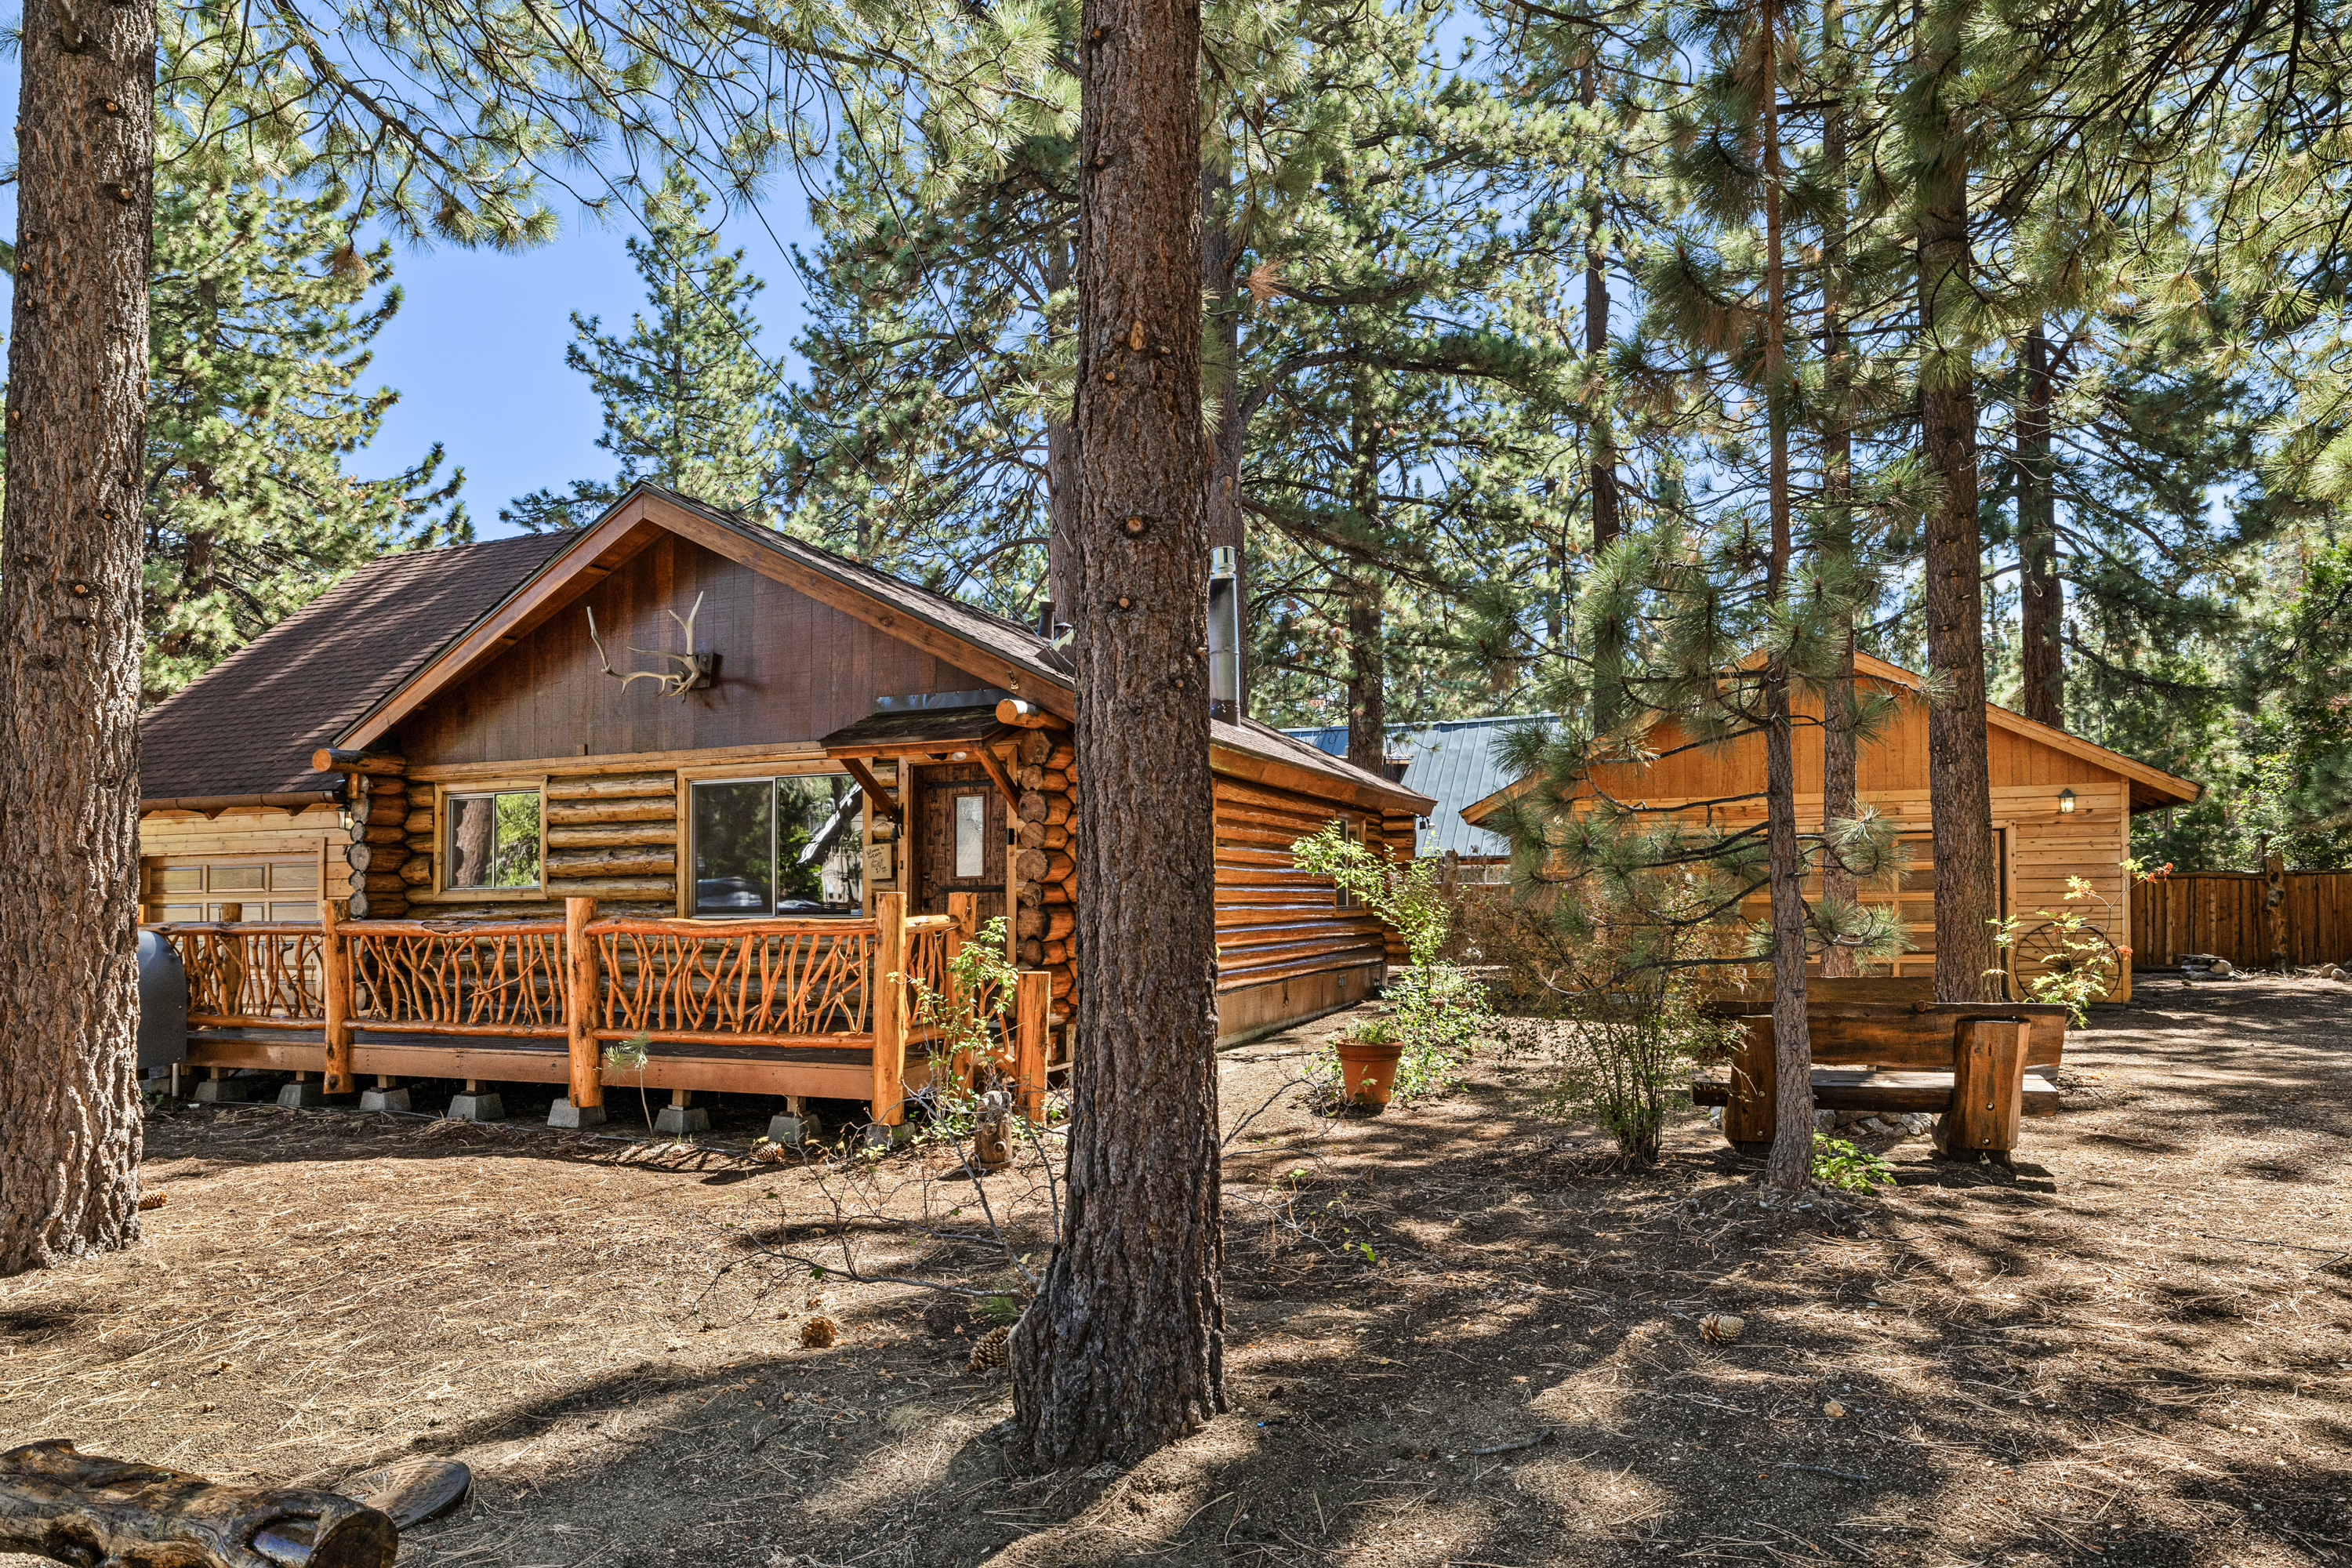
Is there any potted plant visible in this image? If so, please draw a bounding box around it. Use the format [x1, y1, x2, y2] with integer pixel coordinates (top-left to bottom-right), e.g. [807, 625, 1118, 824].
[1332, 1018, 1406, 1111]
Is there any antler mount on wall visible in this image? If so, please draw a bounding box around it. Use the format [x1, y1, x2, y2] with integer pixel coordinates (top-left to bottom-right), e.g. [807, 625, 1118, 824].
[587, 593, 717, 700]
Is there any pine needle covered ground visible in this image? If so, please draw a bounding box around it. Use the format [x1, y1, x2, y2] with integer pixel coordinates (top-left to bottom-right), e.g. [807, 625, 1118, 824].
[2, 981, 2347, 1568]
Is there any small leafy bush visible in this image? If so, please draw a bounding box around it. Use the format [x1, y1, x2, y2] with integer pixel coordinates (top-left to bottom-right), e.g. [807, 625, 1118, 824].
[1811, 1131, 1896, 1194]
[902, 916, 1025, 1145]
[1290, 823, 1499, 1108]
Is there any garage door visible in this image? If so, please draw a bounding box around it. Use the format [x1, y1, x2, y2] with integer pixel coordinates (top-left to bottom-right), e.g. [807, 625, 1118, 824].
[143, 855, 325, 924]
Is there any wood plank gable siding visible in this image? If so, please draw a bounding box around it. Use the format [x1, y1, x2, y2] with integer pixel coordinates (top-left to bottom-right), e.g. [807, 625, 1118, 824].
[372, 531, 999, 920]
[397, 532, 992, 766]
[1567, 684, 2136, 999]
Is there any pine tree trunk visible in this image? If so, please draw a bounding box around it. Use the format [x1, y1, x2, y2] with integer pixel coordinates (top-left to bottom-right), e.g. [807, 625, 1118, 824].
[0, 0, 157, 1273]
[1009, 0, 1224, 1467]
[1916, 17, 2003, 1004]
[1817, 0, 1859, 980]
[1758, 2, 1814, 1192]
[1045, 239, 1081, 620]
[1346, 578, 1386, 774]
[1201, 143, 1248, 713]
[1346, 390, 1385, 773]
[2018, 324, 2062, 728]
[1582, 56, 1627, 731]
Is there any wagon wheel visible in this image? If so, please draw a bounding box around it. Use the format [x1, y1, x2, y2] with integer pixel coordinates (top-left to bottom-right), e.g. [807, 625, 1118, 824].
[2013, 921, 2120, 989]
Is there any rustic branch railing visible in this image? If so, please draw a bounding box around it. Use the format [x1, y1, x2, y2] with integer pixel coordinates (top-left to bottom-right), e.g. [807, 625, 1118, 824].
[162, 922, 326, 1028]
[589, 916, 877, 1043]
[344, 920, 569, 1037]
[142, 890, 1053, 1125]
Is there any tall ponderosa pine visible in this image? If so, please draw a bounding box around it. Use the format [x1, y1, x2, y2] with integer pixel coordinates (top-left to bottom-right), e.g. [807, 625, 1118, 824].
[1007, 0, 1224, 1466]
[506, 165, 787, 528]
[0, 0, 157, 1272]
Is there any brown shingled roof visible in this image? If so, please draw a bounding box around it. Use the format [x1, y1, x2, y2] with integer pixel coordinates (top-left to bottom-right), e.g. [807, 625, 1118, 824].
[139, 531, 575, 804]
[147, 482, 1428, 816]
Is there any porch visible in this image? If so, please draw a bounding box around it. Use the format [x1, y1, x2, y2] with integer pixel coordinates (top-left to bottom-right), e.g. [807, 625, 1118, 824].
[142, 891, 1054, 1127]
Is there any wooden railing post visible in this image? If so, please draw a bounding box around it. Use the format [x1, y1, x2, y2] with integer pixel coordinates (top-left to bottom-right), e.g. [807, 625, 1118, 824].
[216, 904, 247, 1019]
[318, 899, 353, 1094]
[1013, 969, 1050, 1120]
[564, 897, 604, 1114]
[873, 891, 909, 1127]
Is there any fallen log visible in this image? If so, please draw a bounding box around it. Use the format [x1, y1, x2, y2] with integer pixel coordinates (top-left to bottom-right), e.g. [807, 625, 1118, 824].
[0, 1439, 397, 1567]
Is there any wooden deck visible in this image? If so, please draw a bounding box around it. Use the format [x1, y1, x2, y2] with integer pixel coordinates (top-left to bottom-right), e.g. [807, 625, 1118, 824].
[148, 892, 1036, 1120]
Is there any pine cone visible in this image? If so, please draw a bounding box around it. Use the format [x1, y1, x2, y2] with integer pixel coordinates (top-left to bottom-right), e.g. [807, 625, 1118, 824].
[967, 1325, 1011, 1373]
[799, 1316, 838, 1349]
[1699, 1312, 1744, 1344]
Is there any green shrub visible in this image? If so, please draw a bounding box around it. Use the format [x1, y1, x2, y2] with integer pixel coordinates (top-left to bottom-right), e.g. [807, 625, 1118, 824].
[1290, 824, 1499, 1107]
[1811, 1131, 1896, 1193]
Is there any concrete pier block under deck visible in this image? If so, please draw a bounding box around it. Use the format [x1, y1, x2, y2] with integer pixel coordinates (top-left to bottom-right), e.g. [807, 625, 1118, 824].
[192, 1070, 248, 1104]
[361, 1087, 412, 1112]
[548, 1098, 606, 1129]
[654, 1091, 708, 1136]
[276, 1079, 325, 1109]
[448, 1083, 505, 1123]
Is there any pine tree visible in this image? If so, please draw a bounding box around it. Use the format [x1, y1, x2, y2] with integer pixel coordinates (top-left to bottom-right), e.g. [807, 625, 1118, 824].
[139, 140, 468, 701]
[506, 165, 787, 528]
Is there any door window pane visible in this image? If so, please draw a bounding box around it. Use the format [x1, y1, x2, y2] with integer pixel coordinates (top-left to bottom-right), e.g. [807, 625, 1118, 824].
[448, 791, 542, 888]
[693, 780, 775, 915]
[953, 795, 986, 879]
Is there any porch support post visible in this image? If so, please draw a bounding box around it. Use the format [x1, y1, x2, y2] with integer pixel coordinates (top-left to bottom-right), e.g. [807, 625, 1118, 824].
[559, 895, 606, 1126]
[873, 890, 909, 1127]
[318, 898, 354, 1094]
[1013, 968, 1051, 1121]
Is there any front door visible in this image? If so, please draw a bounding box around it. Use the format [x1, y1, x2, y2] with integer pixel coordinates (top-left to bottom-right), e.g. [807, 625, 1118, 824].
[912, 763, 1007, 923]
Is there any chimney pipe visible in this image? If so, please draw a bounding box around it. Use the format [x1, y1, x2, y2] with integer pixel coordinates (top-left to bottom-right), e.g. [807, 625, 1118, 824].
[1207, 545, 1241, 724]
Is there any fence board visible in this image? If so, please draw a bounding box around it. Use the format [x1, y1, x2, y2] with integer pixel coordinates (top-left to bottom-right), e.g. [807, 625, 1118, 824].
[2131, 871, 2352, 968]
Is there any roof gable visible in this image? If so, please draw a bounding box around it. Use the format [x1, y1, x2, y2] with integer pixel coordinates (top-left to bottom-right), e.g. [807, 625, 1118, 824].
[1459, 655, 2200, 824]
[337, 485, 1076, 751]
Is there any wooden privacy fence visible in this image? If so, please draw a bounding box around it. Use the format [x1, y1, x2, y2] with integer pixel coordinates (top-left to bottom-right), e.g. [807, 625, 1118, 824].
[147, 891, 1051, 1124]
[2131, 869, 2352, 969]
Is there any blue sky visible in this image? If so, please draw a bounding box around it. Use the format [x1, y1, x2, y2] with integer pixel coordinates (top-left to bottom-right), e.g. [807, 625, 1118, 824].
[0, 64, 822, 539]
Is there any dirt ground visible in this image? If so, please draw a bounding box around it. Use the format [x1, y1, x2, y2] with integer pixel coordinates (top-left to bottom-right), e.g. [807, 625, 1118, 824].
[4, 975, 2350, 1568]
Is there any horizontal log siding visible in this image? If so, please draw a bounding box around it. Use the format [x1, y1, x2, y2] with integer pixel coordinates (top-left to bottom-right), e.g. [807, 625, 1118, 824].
[2131, 870, 2352, 969]
[414, 768, 678, 920]
[1213, 775, 1387, 993]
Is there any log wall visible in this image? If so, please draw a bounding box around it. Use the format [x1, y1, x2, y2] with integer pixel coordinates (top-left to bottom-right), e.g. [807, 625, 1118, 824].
[1213, 772, 1388, 996]
[1004, 726, 1078, 1030]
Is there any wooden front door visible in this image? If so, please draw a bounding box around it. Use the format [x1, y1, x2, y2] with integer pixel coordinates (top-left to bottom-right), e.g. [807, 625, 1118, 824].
[913, 763, 1007, 922]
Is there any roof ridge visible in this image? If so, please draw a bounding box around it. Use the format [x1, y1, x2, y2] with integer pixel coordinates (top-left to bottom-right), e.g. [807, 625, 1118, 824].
[630, 481, 1051, 655]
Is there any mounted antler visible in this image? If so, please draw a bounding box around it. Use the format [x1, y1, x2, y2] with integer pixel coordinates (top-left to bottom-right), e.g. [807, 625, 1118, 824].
[586, 593, 715, 701]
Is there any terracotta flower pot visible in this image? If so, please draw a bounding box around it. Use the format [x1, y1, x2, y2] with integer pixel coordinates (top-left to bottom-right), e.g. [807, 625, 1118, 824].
[1333, 1036, 1406, 1110]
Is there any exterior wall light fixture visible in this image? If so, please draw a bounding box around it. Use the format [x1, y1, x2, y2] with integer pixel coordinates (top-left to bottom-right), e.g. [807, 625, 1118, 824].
[2057, 788, 2077, 815]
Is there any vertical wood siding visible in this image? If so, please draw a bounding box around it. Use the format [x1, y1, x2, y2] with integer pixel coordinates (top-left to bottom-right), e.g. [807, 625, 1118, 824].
[2130, 871, 2352, 968]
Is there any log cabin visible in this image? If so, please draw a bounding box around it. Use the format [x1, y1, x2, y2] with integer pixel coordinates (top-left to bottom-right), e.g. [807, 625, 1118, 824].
[137, 485, 1433, 1127]
[1457, 653, 2201, 1002]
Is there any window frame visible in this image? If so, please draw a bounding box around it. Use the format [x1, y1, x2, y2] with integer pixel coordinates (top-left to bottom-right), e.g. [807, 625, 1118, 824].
[435, 779, 546, 895]
[680, 761, 869, 920]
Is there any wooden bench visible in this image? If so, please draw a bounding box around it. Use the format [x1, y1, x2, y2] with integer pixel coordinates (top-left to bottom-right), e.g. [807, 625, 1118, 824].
[1692, 980, 2071, 1159]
